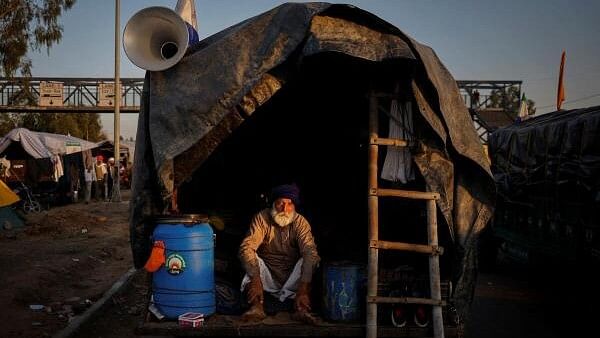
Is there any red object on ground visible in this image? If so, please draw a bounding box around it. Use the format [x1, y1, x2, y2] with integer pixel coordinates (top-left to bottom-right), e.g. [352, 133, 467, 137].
[178, 312, 205, 328]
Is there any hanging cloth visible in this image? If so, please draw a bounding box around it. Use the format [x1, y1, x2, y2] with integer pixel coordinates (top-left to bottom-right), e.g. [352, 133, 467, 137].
[52, 155, 64, 182]
[82, 149, 94, 169]
[381, 101, 415, 183]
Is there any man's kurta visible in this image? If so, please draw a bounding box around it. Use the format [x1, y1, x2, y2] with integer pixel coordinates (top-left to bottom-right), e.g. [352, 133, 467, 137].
[239, 209, 320, 286]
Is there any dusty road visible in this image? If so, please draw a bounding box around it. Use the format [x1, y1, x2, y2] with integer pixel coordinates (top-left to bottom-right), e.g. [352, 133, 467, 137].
[0, 191, 132, 338]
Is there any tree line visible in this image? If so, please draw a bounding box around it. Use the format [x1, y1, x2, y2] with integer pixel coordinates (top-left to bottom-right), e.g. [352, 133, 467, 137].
[0, 112, 105, 141]
[1, 1, 105, 141]
[488, 86, 537, 117]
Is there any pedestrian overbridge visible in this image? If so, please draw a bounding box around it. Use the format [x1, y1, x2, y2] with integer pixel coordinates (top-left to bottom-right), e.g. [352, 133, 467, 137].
[0, 77, 143, 113]
[1, 77, 521, 143]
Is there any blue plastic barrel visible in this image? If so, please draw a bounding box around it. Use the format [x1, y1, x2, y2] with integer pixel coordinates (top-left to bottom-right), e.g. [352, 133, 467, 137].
[152, 215, 215, 319]
[322, 262, 365, 322]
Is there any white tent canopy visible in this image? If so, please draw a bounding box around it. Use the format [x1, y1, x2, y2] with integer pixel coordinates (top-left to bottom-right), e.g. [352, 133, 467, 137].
[0, 128, 100, 159]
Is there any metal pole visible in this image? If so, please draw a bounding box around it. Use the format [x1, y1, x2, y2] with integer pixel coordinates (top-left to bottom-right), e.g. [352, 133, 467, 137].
[112, 0, 121, 202]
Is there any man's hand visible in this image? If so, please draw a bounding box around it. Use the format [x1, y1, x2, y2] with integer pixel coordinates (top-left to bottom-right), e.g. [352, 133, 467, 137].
[295, 282, 311, 312]
[247, 277, 264, 305]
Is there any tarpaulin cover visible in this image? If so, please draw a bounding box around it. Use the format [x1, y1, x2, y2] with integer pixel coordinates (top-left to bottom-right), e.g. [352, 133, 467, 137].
[489, 106, 600, 195]
[130, 2, 495, 321]
[0, 206, 24, 230]
[0, 128, 99, 158]
[0, 179, 19, 207]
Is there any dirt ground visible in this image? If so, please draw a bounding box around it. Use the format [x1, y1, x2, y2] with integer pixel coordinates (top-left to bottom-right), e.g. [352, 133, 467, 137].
[2, 188, 596, 338]
[464, 255, 599, 338]
[75, 255, 599, 338]
[0, 190, 132, 338]
[74, 263, 573, 338]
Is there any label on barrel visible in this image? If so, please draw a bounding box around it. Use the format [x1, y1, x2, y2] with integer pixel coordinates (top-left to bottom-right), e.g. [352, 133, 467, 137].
[166, 253, 186, 275]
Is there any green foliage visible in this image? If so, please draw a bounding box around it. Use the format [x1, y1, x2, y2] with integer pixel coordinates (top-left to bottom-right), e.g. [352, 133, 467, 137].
[0, 113, 18, 136]
[0, 1, 103, 142]
[0, 0, 76, 77]
[527, 100, 537, 115]
[0, 112, 105, 141]
[489, 86, 537, 117]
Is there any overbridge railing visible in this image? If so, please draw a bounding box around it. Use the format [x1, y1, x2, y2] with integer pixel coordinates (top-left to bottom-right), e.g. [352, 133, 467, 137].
[0, 77, 143, 113]
[1, 77, 521, 143]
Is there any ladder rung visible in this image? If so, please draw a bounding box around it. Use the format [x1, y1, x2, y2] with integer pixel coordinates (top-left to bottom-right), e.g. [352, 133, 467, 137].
[372, 188, 440, 200]
[367, 296, 445, 307]
[371, 92, 403, 99]
[370, 240, 444, 256]
[369, 137, 408, 147]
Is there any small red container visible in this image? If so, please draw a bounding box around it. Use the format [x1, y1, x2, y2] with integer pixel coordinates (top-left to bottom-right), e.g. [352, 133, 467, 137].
[178, 312, 205, 328]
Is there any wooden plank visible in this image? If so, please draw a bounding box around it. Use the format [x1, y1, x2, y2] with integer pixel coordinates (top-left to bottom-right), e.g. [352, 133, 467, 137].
[375, 188, 440, 200]
[371, 92, 405, 99]
[366, 91, 379, 338]
[427, 199, 445, 338]
[369, 136, 408, 147]
[371, 240, 444, 255]
[367, 296, 446, 306]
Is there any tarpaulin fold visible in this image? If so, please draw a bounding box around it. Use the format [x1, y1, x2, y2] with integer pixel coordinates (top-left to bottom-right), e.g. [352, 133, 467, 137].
[489, 106, 600, 195]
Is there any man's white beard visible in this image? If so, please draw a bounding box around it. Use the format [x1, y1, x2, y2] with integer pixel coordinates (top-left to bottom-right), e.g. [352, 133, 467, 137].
[270, 207, 296, 227]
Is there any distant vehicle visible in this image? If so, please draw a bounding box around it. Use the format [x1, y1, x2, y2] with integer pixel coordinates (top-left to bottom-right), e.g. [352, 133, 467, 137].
[485, 106, 600, 268]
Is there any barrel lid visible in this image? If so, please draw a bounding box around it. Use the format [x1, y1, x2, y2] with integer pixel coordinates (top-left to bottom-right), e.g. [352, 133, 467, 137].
[152, 214, 209, 224]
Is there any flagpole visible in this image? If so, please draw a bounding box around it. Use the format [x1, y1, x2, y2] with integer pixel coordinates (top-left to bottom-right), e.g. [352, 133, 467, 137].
[112, 0, 121, 202]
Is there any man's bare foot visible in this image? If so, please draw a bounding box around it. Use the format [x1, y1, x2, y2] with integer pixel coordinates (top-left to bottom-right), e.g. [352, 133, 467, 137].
[242, 305, 267, 322]
[291, 310, 318, 325]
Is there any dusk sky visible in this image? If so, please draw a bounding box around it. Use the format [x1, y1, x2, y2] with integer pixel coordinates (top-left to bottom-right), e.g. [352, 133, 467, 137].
[28, 0, 600, 140]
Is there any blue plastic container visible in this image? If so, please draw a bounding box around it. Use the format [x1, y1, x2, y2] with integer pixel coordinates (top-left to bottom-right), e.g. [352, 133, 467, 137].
[322, 262, 366, 322]
[151, 215, 215, 319]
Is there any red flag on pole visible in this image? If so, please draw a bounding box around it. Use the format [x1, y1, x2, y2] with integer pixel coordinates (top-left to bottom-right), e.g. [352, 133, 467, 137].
[557, 50, 566, 110]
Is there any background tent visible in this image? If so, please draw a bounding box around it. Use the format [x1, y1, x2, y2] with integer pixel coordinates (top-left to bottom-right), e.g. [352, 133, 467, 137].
[0, 128, 99, 159]
[0, 206, 24, 230]
[130, 2, 495, 323]
[488, 106, 600, 265]
[0, 179, 23, 231]
[0, 128, 100, 199]
[93, 140, 130, 163]
[0, 179, 19, 207]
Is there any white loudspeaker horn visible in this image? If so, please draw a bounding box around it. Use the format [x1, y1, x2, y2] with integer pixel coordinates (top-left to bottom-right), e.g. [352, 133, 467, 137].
[123, 2, 199, 71]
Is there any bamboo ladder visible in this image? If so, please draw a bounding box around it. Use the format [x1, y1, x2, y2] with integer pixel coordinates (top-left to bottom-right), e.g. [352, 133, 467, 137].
[366, 92, 445, 338]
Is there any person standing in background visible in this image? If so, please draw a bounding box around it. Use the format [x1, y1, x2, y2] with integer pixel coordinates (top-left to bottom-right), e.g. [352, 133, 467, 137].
[94, 156, 107, 201]
[68, 162, 80, 203]
[106, 157, 116, 201]
[83, 163, 96, 204]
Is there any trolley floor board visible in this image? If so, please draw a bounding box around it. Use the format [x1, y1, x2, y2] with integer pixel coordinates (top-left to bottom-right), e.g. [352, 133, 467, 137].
[136, 315, 458, 337]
